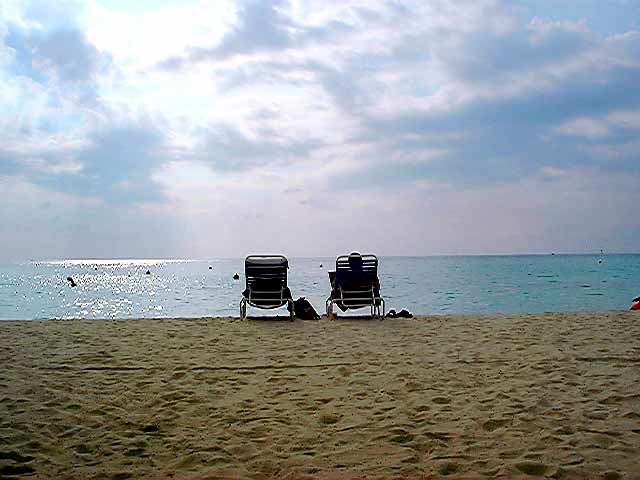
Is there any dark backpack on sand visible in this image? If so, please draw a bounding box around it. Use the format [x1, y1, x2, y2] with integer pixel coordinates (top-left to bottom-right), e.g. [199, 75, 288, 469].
[291, 297, 320, 320]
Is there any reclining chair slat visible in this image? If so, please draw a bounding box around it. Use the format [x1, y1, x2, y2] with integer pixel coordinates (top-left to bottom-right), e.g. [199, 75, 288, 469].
[327, 254, 385, 319]
[240, 255, 294, 321]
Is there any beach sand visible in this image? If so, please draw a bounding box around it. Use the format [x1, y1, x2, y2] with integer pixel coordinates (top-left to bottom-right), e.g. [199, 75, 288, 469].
[1, 312, 639, 479]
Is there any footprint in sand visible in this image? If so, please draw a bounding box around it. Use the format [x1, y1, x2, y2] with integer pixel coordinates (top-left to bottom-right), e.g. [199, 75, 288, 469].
[438, 461, 459, 475]
[603, 471, 623, 480]
[482, 418, 511, 432]
[515, 461, 554, 476]
[319, 413, 341, 425]
[0, 451, 36, 476]
[389, 432, 414, 444]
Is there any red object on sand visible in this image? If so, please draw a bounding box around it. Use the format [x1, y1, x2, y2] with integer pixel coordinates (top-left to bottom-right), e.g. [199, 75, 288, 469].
[631, 302, 640, 311]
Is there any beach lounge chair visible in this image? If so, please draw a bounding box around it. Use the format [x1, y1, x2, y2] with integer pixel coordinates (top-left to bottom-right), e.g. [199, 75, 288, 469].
[326, 253, 385, 319]
[240, 255, 294, 321]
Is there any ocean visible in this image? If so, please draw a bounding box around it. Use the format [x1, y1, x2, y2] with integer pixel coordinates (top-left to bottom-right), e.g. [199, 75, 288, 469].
[0, 255, 638, 320]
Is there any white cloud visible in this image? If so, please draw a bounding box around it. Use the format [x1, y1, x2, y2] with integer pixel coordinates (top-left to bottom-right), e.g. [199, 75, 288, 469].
[21, 156, 84, 175]
[83, 0, 237, 69]
[2, 0, 640, 258]
[554, 109, 640, 138]
[554, 117, 612, 139]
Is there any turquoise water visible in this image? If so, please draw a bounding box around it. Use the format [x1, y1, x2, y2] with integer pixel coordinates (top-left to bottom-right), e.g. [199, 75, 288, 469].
[0, 255, 638, 320]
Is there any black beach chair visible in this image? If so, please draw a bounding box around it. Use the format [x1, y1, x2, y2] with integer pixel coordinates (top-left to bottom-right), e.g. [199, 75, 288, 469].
[240, 255, 294, 321]
[326, 253, 385, 319]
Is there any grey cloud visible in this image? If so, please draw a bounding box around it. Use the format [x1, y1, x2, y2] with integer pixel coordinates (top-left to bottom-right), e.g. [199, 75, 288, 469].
[197, 124, 321, 171]
[211, 0, 293, 57]
[160, 0, 293, 69]
[214, 57, 372, 114]
[23, 0, 84, 30]
[214, 59, 313, 91]
[5, 0, 109, 87]
[0, 177, 188, 261]
[6, 1, 640, 216]
[442, 22, 596, 84]
[313, 63, 372, 113]
[341, 60, 640, 190]
[2, 123, 170, 205]
[159, 0, 353, 69]
[5, 24, 111, 107]
[57, 125, 168, 203]
[32, 29, 106, 83]
[198, 9, 640, 189]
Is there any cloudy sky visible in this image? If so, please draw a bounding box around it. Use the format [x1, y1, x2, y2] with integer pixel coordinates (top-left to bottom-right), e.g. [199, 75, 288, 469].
[1, 0, 639, 260]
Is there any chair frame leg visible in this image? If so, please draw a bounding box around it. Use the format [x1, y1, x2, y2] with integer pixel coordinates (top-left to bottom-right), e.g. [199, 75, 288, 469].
[324, 296, 385, 320]
[288, 299, 295, 321]
[326, 298, 334, 320]
[239, 298, 247, 320]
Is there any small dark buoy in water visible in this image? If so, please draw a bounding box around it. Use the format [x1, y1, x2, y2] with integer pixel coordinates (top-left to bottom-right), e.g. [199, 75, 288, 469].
[551, 252, 555, 256]
[66, 276, 77, 287]
[145, 269, 151, 275]
[598, 259, 602, 264]
[319, 264, 323, 268]
[233, 273, 239, 280]
[209, 266, 212, 270]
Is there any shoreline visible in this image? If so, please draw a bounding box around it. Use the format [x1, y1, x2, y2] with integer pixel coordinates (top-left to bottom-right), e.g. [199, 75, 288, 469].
[1, 311, 639, 478]
[0, 308, 635, 322]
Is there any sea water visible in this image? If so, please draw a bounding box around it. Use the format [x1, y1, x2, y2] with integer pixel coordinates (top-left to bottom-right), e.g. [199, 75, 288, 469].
[0, 255, 638, 320]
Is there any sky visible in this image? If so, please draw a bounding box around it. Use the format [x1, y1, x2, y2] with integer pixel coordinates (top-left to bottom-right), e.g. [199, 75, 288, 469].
[1, 0, 639, 260]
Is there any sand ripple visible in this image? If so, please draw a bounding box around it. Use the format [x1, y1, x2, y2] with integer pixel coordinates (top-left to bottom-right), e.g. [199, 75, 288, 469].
[1, 312, 639, 478]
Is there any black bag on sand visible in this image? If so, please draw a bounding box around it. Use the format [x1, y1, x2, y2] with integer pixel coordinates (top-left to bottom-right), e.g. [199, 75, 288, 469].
[291, 297, 320, 320]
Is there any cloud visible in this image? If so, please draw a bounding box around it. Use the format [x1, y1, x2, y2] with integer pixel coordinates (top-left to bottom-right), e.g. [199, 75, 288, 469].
[22, 0, 84, 30]
[206, 0, 293, 57]
[0, 175, 187, 261]
[440, 18, 595, 86]
[1, 120, 170, 204]
[149, 161, 640, 257]
[193, 123, 321, 171]
[2, 0, 640, 259]
[31, 29, 106, 83]
[346, 18, 640, 185]
[4, 24, 111, 107]
[33, 122, 171, 204]
[159, 0, 295, 69]
[1, 2, 165, 206]
[157, 0, 363, 70]
[553, 109, 640, 139]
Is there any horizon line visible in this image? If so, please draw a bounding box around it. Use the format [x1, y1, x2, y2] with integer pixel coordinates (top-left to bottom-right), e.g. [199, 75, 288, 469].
[6, 251, 639, 263]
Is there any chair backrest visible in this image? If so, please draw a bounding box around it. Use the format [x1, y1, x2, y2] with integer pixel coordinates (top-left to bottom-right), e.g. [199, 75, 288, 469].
[334, 254, 378, 290]
[245, 255, 288, 291]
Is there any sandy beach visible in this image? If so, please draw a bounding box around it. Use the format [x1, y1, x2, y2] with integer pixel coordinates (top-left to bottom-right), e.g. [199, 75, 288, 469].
[1, 312, 639, 479]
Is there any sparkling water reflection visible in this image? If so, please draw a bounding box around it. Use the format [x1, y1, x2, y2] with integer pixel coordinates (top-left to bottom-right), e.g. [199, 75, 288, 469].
[0, 255, 638, 319]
